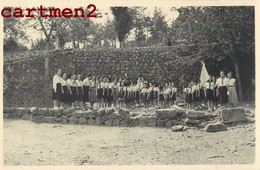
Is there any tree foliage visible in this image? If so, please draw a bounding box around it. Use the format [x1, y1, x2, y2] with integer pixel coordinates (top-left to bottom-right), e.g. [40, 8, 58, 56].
[110, 7, 133, 47]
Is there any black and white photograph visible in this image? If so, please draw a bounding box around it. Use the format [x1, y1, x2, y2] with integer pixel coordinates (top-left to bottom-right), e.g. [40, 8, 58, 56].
[1, 0, 258, 168]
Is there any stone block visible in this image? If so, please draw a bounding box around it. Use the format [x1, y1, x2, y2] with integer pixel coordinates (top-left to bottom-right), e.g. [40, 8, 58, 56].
[185, 118, 201, 126]
[118, 108, 130, 115]
[120, 117, 131, 127]
[129, 118, 139, 127]
[165, 120, 173, 128]
[171, 125, 184, 132]
[78, 117, 87, 125]
[219, 108, 247, 124]
[29, 107, 38, 115]
[24, 113, 33, 121]
[104, 119, 114, 126]
[87, 118, 95, 125]
[42, 116, 55, 123]
[147, 117, 157, 127]
[33, 114, 43, 123]
[108, 112, 119, 119]
[82, 111, 96, 119]
[155, 109, 178, 119]
[3, 113, 10, 118]
[156, 119, 165, 127]
[14, 108, 25, 117]
[74, 111, 83, 118]
[54, 109, 63, 117]
[204, 123, 227, 132]
[97, 108, 106, 117]
[112, 119, 120, 126]
[3, 107, 16, 114]
[186, 111, 205, 119]
[95, 116, 105, 125]
[139, 117, 148, 126]
[61, 115, 69, 124]
[55, 117, 62, 122]
[69, 116, 78, 124]
[105, 108, 115, 115]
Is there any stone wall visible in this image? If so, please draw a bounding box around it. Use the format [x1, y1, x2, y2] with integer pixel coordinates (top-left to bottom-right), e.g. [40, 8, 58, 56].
[3, 107, 253, 131]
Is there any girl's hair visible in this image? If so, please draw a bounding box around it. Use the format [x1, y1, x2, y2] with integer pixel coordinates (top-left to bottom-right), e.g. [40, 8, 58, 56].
[56, 68, 61, 73]
[61, 72, 67, 77]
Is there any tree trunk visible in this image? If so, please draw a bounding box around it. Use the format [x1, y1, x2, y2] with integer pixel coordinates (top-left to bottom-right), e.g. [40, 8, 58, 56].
[44, 42, 50, 107]
[233, 59, 244, 101]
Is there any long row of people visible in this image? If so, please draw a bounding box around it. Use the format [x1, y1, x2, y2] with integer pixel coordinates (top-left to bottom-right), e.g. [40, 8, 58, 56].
[52, 69, 177, 110]
[52, 69, 238, 112]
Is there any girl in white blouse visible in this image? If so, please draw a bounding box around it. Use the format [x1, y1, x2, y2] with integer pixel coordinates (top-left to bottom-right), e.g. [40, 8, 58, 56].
[204, 76, 215, 112]
[108, 78, 114, 107]
[67, 73, 77, 109]
[169, 82, 177, 106]
[89, 75, 96, 109]
[76, 74, 84, 110]
[227, 72, 238, 106]
[52, 68, 62, 109]
[60, 72, 69, 109]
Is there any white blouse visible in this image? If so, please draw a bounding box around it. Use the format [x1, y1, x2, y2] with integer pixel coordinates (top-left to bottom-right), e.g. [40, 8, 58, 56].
[61, 78, 67, 86]
[191, 85, 197, 93]
[171, 87, 177, 93]
[204, 82, 214, 90]
[141, 88, 147, 93]
[163, 88, 171, 95]
[83, 78, 90, 86]
[53, 74, 62, 91]
[108, 82, 114, 89]
[216, 77, 229, 87]
[89, 80, 95, 88]
[184, 88, 192, 94]
[227, 78, 236, 87]
[153, 87, 159, 92]
[67, 79, 77, 87]
[76, 80, 83, 87]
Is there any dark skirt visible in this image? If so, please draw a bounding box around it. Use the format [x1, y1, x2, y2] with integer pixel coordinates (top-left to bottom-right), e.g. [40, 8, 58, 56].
[112, 88, 118, 101]
[135, 91, 140, 101]
[107, 88, 113, 102]
[219, 86, 228, 105]
[205, 89, 213, 101]
[143, 93, 149, 102]
[185, 93, 192, 103]
[170, 92, 176, 102]
[71, 86, 77, 102]
[192, 91, 198, 102]
[150, 91, 155, 100]
[118, 90, 124, 101]
[97, 88, 103, 100]
[159, 94, 164, 101]
[76, 86, 83, 101]
[103, 88, 108, 101]
[89, 87, 97, 102]
[61, 86, 70, 103]
[52, 83, 62, 100]
[213, 88, 218, 102]
[83, 86, 89, 102]
[199, 89, 205, 100]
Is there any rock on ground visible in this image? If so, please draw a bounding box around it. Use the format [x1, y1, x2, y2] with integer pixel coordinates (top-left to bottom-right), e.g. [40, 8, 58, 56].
[204, 122, 227, 132]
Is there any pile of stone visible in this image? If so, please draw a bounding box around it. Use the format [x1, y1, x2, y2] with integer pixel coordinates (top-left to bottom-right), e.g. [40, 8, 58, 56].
[3, 106, 253, 131]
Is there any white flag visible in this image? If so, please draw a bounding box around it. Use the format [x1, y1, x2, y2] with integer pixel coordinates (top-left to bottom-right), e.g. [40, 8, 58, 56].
[200, 62, 210, 84]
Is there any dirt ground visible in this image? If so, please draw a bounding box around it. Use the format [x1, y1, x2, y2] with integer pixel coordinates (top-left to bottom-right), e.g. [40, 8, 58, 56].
[3, 119, 255, 165]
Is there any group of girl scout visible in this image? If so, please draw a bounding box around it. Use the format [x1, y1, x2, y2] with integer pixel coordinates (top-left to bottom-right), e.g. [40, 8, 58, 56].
[184, 70, 238, 112]
[52, 69, 178, 110]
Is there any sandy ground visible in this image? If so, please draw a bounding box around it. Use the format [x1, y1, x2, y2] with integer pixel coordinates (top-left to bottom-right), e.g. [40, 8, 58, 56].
[3, 119, 255, 165]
